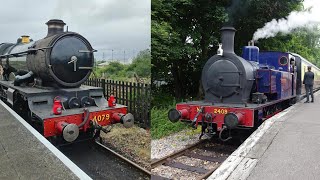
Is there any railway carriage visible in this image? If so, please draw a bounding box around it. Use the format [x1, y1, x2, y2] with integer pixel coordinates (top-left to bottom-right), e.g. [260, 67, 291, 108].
[294, 54, 320, 96]
[0, 19, 134, 145]
[168, 27, 320, 141]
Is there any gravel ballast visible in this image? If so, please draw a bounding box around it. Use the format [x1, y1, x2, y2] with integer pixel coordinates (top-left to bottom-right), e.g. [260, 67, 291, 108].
[151, 128, 206, 160]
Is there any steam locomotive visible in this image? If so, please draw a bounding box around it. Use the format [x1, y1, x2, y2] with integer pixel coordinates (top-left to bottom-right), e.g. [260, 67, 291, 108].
[0, 19, 134, 145]
[168, 27, 320, 141]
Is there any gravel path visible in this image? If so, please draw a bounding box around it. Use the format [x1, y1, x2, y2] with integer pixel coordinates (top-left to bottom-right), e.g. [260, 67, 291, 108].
[151, 129, 208, 160]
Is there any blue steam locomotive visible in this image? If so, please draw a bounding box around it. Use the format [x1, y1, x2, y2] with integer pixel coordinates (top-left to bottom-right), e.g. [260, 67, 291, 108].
[168, 27, 320, 141]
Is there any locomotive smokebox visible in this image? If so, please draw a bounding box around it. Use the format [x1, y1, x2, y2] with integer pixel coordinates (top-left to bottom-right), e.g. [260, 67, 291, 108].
[46, 19, 66, 37]
[221, 27, 236, 55]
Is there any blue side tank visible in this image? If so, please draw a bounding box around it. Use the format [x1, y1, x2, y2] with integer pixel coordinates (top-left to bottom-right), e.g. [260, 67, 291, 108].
[242, 46, 259, 62]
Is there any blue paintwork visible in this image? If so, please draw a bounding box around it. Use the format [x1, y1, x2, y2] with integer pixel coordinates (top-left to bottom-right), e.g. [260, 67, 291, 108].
[242, 47, 296, 101]
[242, 46, 259, 62]
[259, 51, 290, 72]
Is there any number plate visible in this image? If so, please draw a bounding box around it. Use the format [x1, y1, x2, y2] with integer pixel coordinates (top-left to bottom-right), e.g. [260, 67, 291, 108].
[92, 113, 110, 122]
[213, 109, 228, 114]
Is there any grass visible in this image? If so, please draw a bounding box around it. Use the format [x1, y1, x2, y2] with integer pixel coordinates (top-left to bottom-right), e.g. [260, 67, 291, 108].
[151, 102, 190, 139]
[100, 124, 150, 168]
[151, 92, 204, 139]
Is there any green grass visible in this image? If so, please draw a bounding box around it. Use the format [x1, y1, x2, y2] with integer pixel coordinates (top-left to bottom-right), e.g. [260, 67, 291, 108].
[151, 103, 190, 139]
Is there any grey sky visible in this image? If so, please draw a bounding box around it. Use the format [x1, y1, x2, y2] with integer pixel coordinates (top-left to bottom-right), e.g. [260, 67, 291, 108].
[0, 0, 151, 61]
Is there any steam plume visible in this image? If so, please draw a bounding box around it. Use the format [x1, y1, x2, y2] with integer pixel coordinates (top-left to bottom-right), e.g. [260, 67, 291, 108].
[253, 0, 320, 41]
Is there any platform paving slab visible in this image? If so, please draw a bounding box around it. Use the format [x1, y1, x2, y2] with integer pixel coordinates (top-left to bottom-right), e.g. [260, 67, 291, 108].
[0, 100, 90, 180]
[247, 93, 320, 180]
[208, 91, 320, 180]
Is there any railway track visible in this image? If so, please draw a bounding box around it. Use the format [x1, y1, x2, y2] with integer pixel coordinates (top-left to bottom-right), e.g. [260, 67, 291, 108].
[150, 89, 320, 180]
[59, 140, 150, 180]
[151, 140, 238, 180]
[95, 140, 151, 175]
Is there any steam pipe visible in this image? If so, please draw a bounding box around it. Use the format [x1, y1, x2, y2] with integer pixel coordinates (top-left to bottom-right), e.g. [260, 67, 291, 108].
[14, 71, 34, 86]
[219, 126, 233, 141]
[78, 108, 90, 128]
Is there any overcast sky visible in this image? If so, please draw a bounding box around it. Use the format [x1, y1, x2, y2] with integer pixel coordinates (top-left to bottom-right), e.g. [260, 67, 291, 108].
[0, 0, 150, 61]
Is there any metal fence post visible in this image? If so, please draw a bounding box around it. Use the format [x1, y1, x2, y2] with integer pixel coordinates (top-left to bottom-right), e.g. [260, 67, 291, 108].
[101, 79, 106, 97]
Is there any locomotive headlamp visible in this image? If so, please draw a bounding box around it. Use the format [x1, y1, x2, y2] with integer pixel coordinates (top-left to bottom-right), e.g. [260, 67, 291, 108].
[53, 96, 63, 115]
[108, 95, 116, 107]
[224, 112, 244, 129]
[217, 43, 223, 56]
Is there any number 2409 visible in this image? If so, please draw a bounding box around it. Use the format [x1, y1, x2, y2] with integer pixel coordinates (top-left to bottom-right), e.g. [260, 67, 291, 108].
[213, 109, 228, 114]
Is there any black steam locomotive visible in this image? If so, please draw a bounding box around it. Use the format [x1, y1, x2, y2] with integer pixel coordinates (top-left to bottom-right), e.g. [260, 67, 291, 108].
[0, 19, 133, 144]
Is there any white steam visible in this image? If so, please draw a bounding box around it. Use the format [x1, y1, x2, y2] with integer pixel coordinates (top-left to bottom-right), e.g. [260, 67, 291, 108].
[253, 0, 320, 41]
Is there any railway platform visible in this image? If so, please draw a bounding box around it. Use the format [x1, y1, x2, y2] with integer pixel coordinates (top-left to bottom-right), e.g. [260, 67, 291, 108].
[0, 100, 91, 180]
[208, 91, 320, 180]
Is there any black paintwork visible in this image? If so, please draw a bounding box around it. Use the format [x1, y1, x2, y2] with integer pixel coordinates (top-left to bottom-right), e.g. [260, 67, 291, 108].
[202, 27, 257, 104]
[0, 26, 94, 88]
[50, 36, 93, 84]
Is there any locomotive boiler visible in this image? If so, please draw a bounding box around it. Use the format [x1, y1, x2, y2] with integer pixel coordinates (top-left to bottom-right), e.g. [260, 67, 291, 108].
[0, 19, 93, 87]
[168, 26, 320, 141]
[0, 19, 134, 145]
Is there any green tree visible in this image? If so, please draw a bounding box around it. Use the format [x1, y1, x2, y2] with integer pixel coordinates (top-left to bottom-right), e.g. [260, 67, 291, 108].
[152, 0, 228, 99]
[259, 27, 320, 67]
[93, 49, 151, 81]
[128, 49, 151, 78]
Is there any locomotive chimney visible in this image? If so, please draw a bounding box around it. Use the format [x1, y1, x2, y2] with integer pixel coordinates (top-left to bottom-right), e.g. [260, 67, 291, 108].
[220, 26, 236, 54]
[46, 19, 66, 37]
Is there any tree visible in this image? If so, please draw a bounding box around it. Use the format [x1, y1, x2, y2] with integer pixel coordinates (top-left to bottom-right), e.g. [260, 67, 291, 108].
[129, 49, 151, 78]
[152, 0, 228, 99]
[259, 27, 320, 67]
[93, 49, 151, 81]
